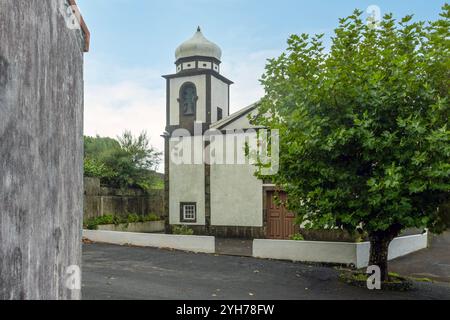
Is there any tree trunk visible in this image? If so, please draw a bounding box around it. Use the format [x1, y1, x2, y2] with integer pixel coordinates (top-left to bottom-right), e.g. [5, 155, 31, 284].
[368, 225, 402, 282]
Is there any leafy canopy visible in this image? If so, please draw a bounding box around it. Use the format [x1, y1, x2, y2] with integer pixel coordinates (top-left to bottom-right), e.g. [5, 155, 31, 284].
[84, 131, 162, 192]
[252, 5, 450, 234]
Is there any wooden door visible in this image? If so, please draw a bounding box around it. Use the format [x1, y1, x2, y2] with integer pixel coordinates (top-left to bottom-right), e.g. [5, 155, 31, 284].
[266, 191, 296, 240]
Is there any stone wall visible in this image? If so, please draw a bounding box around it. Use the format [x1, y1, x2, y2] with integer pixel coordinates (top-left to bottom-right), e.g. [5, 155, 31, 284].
[84, 178, 164, 219]
[0, 0, 87, 300]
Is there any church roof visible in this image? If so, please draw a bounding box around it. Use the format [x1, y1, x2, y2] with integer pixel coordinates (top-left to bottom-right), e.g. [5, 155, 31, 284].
[210, 102, 262, 130]
[175, 27, 222, 61]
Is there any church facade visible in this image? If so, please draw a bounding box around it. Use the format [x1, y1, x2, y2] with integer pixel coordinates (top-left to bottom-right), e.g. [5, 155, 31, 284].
[163, 28, 296, 239]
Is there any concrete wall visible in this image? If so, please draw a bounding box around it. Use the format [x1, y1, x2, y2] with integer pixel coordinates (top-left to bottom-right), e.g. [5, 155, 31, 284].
[253, 233, 429, 269]
[253, 239, 359, 265]
[0, 0, 86, 300]
[83, 230, 215, 254]
[83, 177, 164, 220]
[355, 233, 429, 268]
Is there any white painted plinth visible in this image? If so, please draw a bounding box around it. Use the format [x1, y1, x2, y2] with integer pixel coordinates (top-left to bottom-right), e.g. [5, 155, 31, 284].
[253, 233, 428, 268]
[83, 230, 215, 254]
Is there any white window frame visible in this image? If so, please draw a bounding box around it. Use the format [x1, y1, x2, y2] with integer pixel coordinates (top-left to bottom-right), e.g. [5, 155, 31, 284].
[181, 203, 196, 222]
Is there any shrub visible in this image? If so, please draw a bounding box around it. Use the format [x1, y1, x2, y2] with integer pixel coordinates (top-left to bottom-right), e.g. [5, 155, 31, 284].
[140, 214, 160, 222]
[172, 225, 194, 235]
[290, 233, 305, 241]
[128, 214, 140, 223]
[84, 132, 162, 192]
[83, 213, 161, 230]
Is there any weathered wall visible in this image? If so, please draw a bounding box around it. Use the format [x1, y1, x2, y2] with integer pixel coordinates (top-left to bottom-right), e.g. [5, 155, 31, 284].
[84, 177, 164, 219]
[0, 0, 86, 299]
[169, 136, 206, 226]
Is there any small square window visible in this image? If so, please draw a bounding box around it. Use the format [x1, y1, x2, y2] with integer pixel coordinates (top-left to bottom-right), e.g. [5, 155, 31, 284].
[217, 107, 223, 121]
[180, 203, 197, 223]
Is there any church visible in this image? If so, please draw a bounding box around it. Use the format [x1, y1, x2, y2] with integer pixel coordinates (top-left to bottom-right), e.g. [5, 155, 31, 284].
[162, 28, 295, 239]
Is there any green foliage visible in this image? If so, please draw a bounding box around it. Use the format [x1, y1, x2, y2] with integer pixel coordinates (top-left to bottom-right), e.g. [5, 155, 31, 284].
[148, 178, 164, 190]
[84, 131, 162, 192]
[252, 5, 450, 236]
[290, 233, 305, 241]
[84, 158, 113, 178]
[83, 213, 161, 230]
[172, 225, 195, 235]
[127, 214, 141, 223]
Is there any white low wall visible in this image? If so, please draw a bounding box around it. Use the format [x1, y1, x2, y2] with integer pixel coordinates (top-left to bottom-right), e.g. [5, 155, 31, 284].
[254, 233, 428, 269]
[83, 230, 215, 254]
[356, 233, 429, 268]
[253, 239, 359, 266]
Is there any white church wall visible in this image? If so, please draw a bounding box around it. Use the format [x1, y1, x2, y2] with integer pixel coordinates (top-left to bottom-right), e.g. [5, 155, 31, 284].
[210, 131, 263, 227]
[169, 136, 206, 226]
[169, 75, 207, 125]
[211, 164, 263, 227]
[211, 76, 229, 123]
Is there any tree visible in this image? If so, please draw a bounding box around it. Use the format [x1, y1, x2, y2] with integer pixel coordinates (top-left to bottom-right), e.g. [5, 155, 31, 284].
[117, 131, 160, 171]
[252, 5, 450, 281]
[84, 131, 162, 191]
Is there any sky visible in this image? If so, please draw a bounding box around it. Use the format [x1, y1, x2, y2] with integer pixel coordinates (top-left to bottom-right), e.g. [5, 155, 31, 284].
[76, 0, 446, 159]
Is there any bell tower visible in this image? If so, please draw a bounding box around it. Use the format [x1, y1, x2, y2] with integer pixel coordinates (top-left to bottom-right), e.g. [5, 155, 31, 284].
[163, 27, 233, 135]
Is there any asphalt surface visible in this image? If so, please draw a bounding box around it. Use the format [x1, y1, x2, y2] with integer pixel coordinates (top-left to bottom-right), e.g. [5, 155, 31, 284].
[82, 243, 450, 300]
[390, 231, 450, 283]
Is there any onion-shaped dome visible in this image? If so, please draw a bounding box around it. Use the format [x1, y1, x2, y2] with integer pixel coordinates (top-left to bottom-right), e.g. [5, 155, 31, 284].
[175, 27, 222, 61]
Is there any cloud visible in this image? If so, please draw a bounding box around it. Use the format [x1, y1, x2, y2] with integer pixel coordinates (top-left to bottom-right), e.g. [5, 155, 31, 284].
[84, 80, 166, 154]
[223, 49, 281, 112]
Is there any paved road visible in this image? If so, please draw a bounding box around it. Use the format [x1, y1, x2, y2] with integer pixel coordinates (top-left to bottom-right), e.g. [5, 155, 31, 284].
[390, 231, 450, 283]
[82, 243, 450, 300]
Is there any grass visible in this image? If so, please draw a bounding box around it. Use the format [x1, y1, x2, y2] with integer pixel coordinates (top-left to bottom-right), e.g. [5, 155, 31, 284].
[342, 271, 406, 284]
[410, 277, 433, 283]
[353, 271, 433, 283]
[84, 213, 161, 230]
[341, 270, 426, 291]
